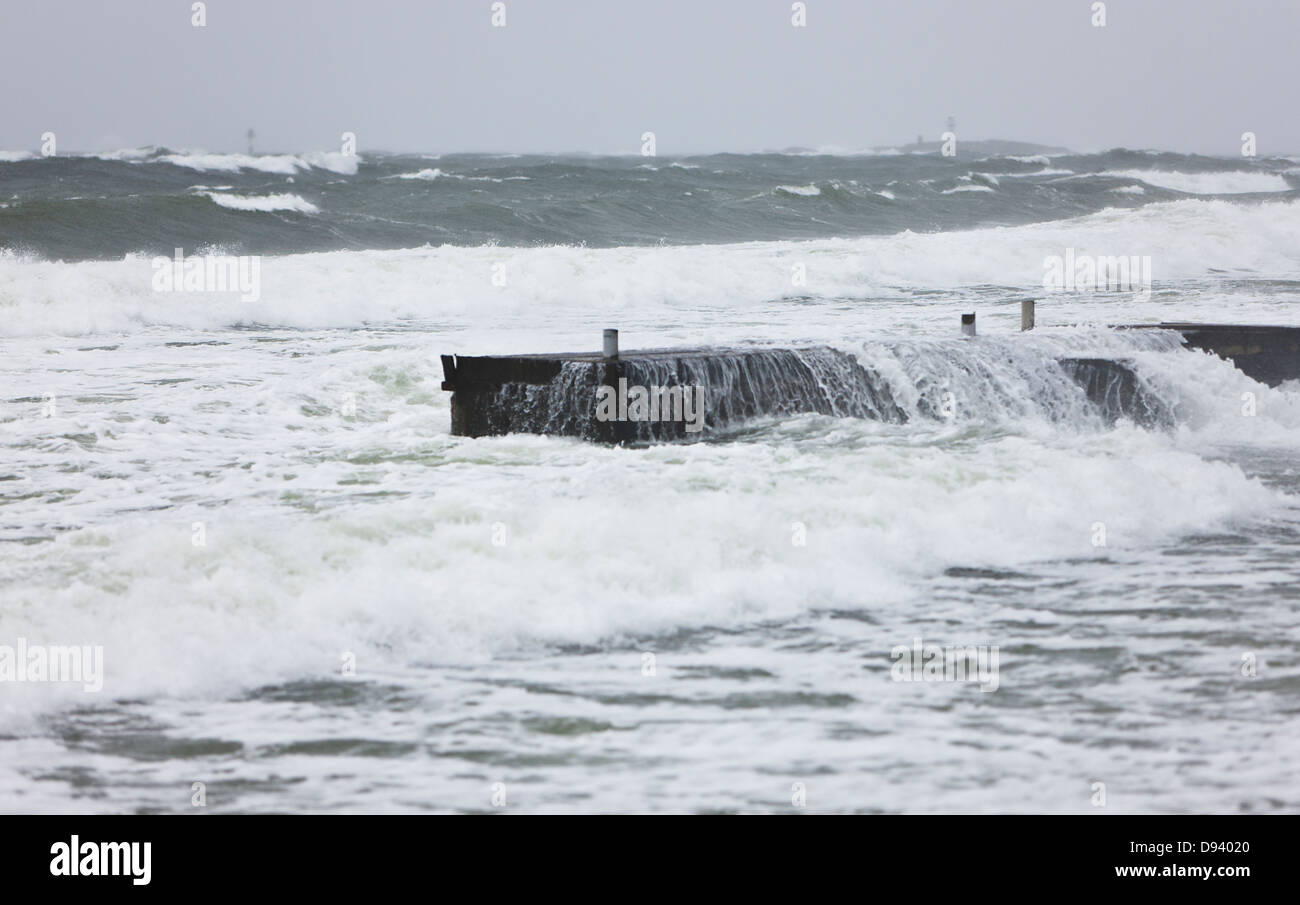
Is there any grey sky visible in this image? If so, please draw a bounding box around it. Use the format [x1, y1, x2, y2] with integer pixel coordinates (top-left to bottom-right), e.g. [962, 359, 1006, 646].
[2, 0, 1295, 156]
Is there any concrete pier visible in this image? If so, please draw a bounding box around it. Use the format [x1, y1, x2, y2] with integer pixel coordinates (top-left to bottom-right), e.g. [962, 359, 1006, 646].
[1057, 358, 1173, 427]
[1121, 323, 1300, 387]
[441, 346, 905, 441]
[441, 323, 1300, 442]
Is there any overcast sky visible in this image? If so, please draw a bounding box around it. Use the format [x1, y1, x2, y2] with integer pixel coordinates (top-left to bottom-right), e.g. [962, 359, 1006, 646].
[1, 0, 1296, 156]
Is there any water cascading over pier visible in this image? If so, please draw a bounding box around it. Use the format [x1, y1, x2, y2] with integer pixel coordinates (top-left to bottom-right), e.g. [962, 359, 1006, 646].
[438, 326, 1231, 441]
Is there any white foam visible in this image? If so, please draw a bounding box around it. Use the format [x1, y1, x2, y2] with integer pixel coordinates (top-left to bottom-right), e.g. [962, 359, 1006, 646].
[84, 147, 158, 162]
[1001, 168, 1075, 178]
[776, 184, 821, 196]
[0, 151, 34, 162]
[391, 168, 518, 183]
[297, 151, 360, 175]
[1101, 169, 1291, 195]
[160, 150, 360, 176]
[162, 152, 300, 174]
[395, 168, 444, 180]
[203, 192, 319, 213]
[0, 356, 1286, 720]
[4, 198, 1300, 337]
[780, 145, 884, 156]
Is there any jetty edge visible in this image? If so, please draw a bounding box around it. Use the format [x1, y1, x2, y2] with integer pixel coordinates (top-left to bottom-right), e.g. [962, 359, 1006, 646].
[1118, 323, 1300, 387]
[440, 323, 1300, 442]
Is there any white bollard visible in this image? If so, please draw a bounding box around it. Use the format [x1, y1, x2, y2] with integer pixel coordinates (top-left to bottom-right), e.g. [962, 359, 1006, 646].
[961, 313, 976, 337]
[602, 328, 619, 359]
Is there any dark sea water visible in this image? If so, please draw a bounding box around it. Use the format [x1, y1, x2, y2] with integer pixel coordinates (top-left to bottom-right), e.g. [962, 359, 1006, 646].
[3, 144, 1296, 259]
[2, 144, 1299, 812]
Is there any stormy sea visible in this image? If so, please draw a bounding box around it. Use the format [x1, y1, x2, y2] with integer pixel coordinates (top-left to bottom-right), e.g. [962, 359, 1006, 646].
[2, 143, 1299, 813]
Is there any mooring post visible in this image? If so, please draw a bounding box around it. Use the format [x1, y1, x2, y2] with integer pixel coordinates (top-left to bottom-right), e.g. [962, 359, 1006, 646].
[603, 328, 619, 359]
[961, 312, 976, 337]
[1021, 300, 1035, 331]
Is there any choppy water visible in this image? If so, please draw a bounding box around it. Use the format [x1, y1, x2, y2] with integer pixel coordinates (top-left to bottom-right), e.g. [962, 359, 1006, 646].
[2, 146, 1300, 813]
[2, 144, 1297, 261]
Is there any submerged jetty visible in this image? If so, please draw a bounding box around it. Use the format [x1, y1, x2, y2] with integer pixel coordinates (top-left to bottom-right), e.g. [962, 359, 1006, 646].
[1120, 323, 1300, 387]
[441, 345, 905, 442]
[440, 322, 1300, 442]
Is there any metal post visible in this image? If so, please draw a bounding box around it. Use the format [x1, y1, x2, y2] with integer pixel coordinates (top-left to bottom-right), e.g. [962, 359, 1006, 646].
[961, 313, 976, 337]
[1021, 300, 1035, 332]
[602, 328, 619, 359]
